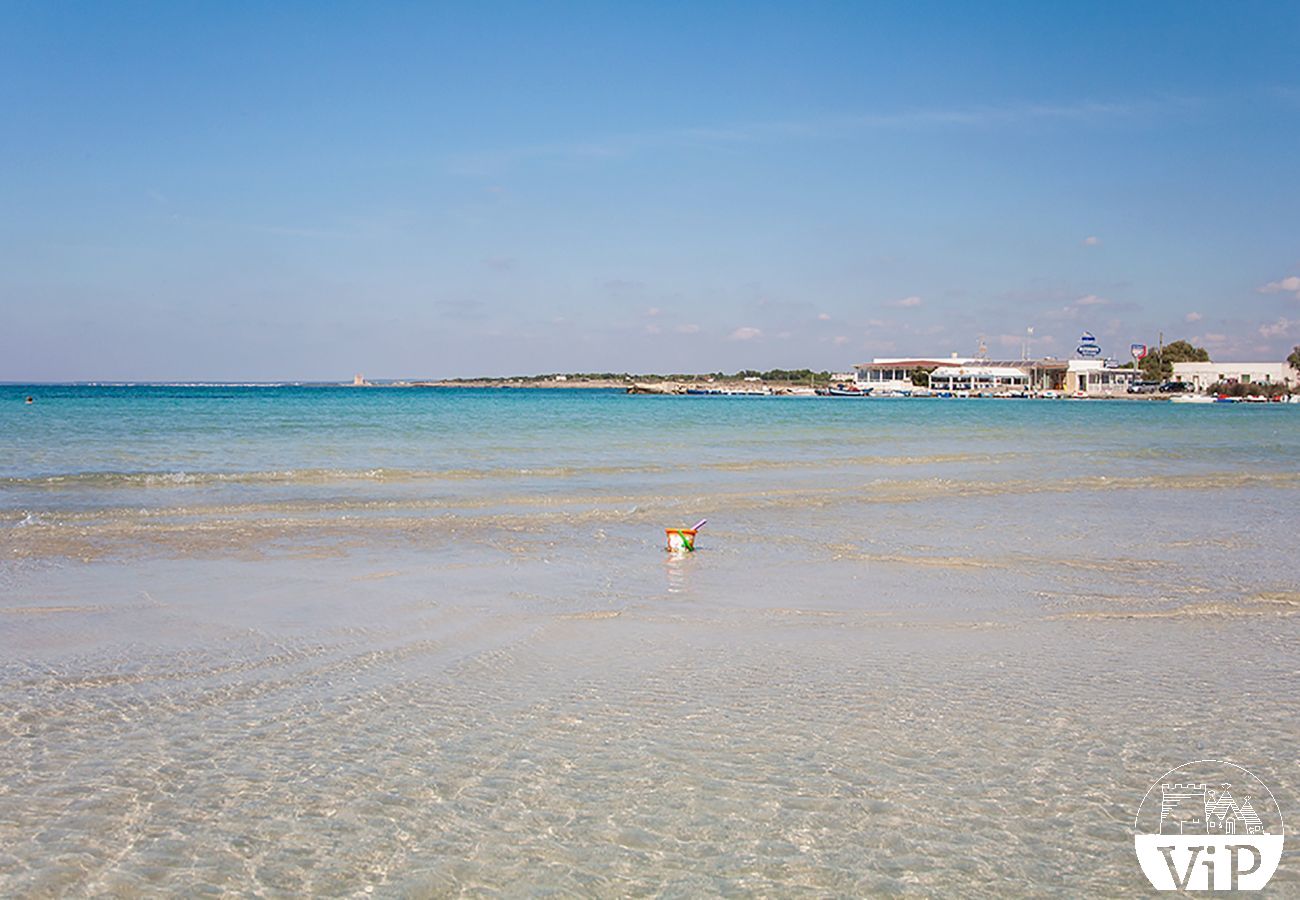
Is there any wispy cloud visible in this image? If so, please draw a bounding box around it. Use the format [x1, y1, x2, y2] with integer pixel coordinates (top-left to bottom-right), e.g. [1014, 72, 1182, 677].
[893, 295, 923, 309]
[602, 279, 641, 294]
[448, 98, 1147, 174]
[247, 223, 352, 239]
[1082, 235, 1101, 247]
[728, 326, 762, 341]
[675, 323, 701, 335]
[433, 298, 489, 321]
[1259, 317, 1298, 339]
[1258, 275, 1300, 299]
[994, 333, 1031, 349]
[1185, 311, 1203, 323]
[1269, 85, 1300, 105]
[1046, 293, 1125, 321]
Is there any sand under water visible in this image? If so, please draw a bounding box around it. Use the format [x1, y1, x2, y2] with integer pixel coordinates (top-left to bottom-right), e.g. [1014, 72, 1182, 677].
[2, 386, 1297, 895]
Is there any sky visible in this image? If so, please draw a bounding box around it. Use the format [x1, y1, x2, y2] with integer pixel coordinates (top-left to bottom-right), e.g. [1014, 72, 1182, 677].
[3, 1, 1300, 381]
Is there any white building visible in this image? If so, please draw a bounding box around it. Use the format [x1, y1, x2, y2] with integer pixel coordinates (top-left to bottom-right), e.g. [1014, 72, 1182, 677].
[928, 364, 1031, 393]
[855, 356, 976, 392]
[856, 357, 1070, 393]
[1065, 359, 1138, 395]
[1172, 361, 1296, 392]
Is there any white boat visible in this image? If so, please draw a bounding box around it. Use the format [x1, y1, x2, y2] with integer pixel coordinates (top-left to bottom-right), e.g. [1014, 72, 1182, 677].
[815, 383, 873, 397]
[1170, 394, 1215, 404]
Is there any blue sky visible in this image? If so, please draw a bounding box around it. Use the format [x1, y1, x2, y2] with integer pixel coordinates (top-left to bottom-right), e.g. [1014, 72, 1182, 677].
[3, 1, 1299, 380]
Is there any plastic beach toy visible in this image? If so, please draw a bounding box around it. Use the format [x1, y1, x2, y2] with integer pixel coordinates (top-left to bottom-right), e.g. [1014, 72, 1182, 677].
[665, 519, 707, 552]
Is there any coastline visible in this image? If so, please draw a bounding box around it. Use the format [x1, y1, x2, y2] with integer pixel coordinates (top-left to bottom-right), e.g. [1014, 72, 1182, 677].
[376, 379, 1202, 400]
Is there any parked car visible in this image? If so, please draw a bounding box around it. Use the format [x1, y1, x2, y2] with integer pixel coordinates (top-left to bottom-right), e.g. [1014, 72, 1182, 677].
[1127, 381, 1160, 394]
[1160, 381, 1189, 393]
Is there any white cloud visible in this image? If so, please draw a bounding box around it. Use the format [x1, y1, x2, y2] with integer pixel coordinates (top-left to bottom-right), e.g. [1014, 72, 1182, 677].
[894, 295, 923, 308]
[833, 335, 850, 346]
[675, 323, 701, 334]
[818, 312, 832, 321]
[1048, 294, 1111, 321]
[1258, 275, 1300, 298]
[646, 307, 661, 317]
[1258, 317, 1298, 339]
[643, 324, 662, 335]
[1082, 236, 1100, 246]
[1185, 311, 1203, 323]
[728, 326, 762, 341]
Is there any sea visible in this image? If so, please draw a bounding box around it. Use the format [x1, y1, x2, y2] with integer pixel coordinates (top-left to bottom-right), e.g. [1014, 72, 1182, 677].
[1, 384, 1297, 896]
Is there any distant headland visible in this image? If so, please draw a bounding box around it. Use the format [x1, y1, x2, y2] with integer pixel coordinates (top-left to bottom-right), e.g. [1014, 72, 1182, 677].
[354, 369, 845, 394]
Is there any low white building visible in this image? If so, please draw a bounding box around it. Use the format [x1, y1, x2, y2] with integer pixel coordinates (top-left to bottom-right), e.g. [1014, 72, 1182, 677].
[1065, 359, 1138, 395]
[1172, 361, 1296, 392]
[928, 364, 1031, 393]
[856, 356, 1068, 393]
[854, 356, 976, 392]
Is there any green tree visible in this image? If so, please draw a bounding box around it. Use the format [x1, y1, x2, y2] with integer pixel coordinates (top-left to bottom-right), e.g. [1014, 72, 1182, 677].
[1288, 345, 1300, 372]
[909, 366, 932, 387]
[1142, 339, 1210, 380]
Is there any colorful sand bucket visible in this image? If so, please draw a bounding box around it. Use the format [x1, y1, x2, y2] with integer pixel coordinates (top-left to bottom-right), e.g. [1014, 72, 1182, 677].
[664, 528, 698, 552]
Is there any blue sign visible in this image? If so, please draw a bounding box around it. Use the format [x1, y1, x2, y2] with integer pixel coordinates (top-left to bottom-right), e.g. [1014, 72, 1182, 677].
[1079, 331, 1097, 342]
[1077, 344, 1102, 357]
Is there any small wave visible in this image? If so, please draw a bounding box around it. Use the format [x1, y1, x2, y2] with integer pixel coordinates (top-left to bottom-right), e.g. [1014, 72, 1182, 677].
[826, 546, 1003, 569]
[1, 468, 452, 489]
[1, 604, 111, 615]
[80, 381, 300, 387]
[1056, 592, 1300, 620]
[0, 452, 1012, 491]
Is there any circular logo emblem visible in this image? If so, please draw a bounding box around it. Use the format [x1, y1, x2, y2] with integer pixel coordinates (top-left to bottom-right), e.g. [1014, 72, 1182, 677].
[1134, 760, 1284, 890]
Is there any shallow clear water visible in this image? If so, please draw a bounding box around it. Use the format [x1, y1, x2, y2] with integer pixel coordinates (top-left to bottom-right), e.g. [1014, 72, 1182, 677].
[2, 386, 1298, 895]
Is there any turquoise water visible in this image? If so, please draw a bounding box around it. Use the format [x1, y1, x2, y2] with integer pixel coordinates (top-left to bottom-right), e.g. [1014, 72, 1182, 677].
[2, 386, 1298, 895]
[4, 384, 1294, 504]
